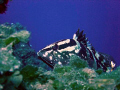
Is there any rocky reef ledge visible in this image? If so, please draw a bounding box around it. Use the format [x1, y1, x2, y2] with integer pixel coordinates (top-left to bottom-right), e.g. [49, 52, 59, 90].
[0, 23, 120, 90]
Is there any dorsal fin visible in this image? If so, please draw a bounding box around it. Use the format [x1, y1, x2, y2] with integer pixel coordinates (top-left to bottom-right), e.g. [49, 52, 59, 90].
[76, 28, 80, 37]
[78, 30, 84, 40]
[73, 29, 87, 46]
[73, 29, 95, 50]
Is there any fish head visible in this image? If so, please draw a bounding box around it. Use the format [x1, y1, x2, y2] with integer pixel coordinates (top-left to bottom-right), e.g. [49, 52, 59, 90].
[37, 39, 80, 68]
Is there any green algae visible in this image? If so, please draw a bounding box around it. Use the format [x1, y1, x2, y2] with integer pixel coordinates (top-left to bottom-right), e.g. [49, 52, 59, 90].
[20, 65, 39, 82]
[69, 55, 89, 69]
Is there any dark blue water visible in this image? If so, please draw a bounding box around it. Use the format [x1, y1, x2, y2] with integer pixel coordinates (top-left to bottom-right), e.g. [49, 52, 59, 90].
[0, 0, 120, 66]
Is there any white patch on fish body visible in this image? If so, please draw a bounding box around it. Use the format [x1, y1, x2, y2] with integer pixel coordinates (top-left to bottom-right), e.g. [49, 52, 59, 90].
[73, 34, 77, 40]
[66, 55, 69, 58]
[58, 55, 61, 58]
[58, 46, 76, 52]
[75, 49, 79, 53]
[41, 44, 54, 50]
[37, 52, 40, 56]
[37, 49, 53, 59]
[45, 52, 48, 56]
[49, 56, 52, 60]
[74, 39, 81, 50]
[46, 50, 53, 53]
[57, 39, 80, 53]
[57, 39, 70, 45]
[95, 52, 100, 59]
[58, 61, 62, 65]
[87, 46, 92, 51]
[53, 51, 57, 54]
[69, 53, 74, 56]
[42, 50, 52, 57]
[111, 61, 115, 68]
[43, 54, 46, 57]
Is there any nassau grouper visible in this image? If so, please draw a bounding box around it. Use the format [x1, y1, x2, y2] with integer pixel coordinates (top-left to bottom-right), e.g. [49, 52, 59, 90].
[37, 29, 116, 72]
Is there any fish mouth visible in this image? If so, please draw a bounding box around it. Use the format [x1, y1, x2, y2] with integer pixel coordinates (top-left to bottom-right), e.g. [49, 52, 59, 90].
[37, 52, 55, 68]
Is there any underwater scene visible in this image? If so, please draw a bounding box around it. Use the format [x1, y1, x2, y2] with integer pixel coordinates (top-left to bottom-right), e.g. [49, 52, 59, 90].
[0, 0, 120, 90]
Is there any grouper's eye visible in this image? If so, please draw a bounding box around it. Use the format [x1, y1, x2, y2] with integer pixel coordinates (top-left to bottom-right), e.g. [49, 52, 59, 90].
[52, 43, 59, 50]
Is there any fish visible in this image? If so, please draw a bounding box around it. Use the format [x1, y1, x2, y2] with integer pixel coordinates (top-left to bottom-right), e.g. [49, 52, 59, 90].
[37, 29, 116, 72]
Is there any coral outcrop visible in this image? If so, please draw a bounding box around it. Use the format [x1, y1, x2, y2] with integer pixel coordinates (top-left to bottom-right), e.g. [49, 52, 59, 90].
[0, 22, 120, 90]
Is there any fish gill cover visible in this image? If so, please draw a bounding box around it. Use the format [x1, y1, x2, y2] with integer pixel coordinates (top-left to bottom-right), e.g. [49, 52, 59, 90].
[0, 22, 120, 90]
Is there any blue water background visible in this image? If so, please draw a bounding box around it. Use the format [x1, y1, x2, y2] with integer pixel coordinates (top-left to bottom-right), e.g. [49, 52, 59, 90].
[0, 0, 120, 66]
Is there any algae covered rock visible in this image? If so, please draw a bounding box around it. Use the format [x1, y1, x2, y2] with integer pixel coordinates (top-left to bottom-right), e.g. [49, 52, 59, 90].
[97, 66, 120, 90]
[0, 23, 30, 48]
[0, 22, 51, 89]
[20, 65, 39, 82]
[9, 71, 23, 87]
[19, 65, 54, 90]
[0, 22, 31, 73]
[0, 23, 16, 38]
[0, 43, 20, 73]
[0, 22, 32, 89]
[69, 55, 89, 69]
[82, 67, 98, 78]
[12, 42, 50, 69]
